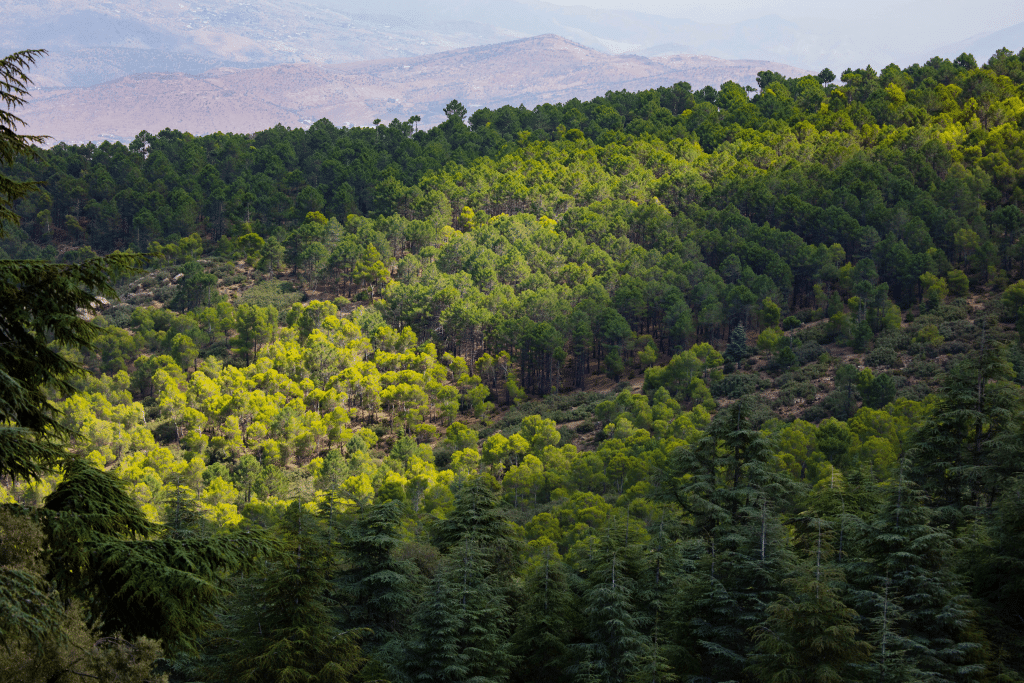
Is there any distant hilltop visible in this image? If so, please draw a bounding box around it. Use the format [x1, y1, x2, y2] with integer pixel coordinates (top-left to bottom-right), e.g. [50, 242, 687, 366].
[22, 35, 808, 145]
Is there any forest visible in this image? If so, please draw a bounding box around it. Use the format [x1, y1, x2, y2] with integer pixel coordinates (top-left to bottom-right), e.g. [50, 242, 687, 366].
[2, 44, 1024, 683]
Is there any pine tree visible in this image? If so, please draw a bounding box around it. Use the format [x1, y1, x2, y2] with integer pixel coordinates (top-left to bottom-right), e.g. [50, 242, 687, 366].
[665, 398, 794, 682]
[1, 50, 47, 228]
[852, 461, 984, 683]
[859, 577, 924, 683]
[724, 324, 748, 363]
[748, 564, 871, 683]
[338, 500, 417, 633]
[635, 520, 681, 683]
[201, 502, 367, 683]
[571, 517, 652, 683]
[433, 475, 523, 576]
[511, 554, 583, 683]
[2, 51, 236, 661]
[748, 482, 871, 683]
[406, 561, 471, 683]
[0, 507, 168, 682]
[1, 49, 143, 482]
[37, 459, 272, 651]
[911, 343, 1024, 517]
[408, 475, 519, 683]
[974, 475, 1024, 676]
[336, 499, 419, 680]
[406, 537, 515, 683]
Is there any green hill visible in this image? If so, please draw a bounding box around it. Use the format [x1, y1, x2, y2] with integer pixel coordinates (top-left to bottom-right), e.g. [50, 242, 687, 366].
[4, 46, 1024, 683]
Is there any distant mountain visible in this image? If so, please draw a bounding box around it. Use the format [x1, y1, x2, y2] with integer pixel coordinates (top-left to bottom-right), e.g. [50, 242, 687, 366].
[21, 34, 809, 145]
[937, 21, 1024, 65]
[6, 0, 1019, 93]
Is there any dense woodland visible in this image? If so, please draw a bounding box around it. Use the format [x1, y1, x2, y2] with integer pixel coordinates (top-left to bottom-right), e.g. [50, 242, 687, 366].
[4, 45, 1024, 683]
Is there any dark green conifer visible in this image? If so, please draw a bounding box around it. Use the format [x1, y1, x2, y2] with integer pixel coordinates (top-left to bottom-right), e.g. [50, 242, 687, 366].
[37, 459, 272, 651]
[724, 324, 748, 363]
[665, 398, 794, 682]
[434, 474, 523, 576]
[407, 537, 515, 683]
[911, 344, 1024, 519]
[853, 462, 984, 683]
[408, 476, 518, 683]
[201, 502, 367, 683]
[511, 554, 583, 683]
[571, 516, 652, 683]
[748, 481, 871, 683]
[748, 563, 871, 683]
[338, 500, 416, 636]
[336, 499, 419, 680]
[972, 475, 1024, 676]
[634, 521, 680, 683]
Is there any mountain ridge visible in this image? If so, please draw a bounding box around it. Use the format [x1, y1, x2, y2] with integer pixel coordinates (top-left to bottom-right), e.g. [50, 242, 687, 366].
[22, 34, 809, 145]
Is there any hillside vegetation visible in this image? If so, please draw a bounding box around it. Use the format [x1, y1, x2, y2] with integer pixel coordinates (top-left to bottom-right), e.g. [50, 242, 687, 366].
[4, 47, 1024, 683]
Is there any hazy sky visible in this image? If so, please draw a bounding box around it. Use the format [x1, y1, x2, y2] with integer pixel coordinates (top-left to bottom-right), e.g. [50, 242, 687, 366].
[528, 0, 1024, 66]
[331, 0, 1024, 68]
[538, 0, 1024, 32]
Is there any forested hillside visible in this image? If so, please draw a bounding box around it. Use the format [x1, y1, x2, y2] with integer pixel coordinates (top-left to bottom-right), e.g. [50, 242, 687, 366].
[4, 46, 1024, 683]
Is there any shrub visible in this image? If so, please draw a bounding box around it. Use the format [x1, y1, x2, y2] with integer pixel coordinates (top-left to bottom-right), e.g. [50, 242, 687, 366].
[866, 345, 902, 369]
[711, 373, 769, 399]
[794, 341, 825, 366]
[237, 278, 303, 313]
[874, 329, 910, 351]
[905, 358, 940, 378]
[947, 269, 970, 296]
[897, 382, 931, 401]
[774, 387, 797, 407]
[151, 285, 174, 302]
[800, 404, 829, 423]
[781, 315, 802, 331]
[107, 304, 134, 328]
[940, 340, 969, 356]
[936, 299, 970, 322]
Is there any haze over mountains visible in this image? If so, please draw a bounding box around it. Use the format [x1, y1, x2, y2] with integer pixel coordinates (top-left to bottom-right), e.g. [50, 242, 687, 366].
[19, 35, 809, 145]
[3, 0, 1023, 144]
[4, 0, 1022, 88]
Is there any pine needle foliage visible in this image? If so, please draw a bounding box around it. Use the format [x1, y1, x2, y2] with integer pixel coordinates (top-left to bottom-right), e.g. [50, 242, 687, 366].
[665, 398, 796, 683]
[749, 486, 871, 683]
[910, 344, 1024, 516]
[570, 519, 653, 683]
[2, 49, 146, 482]
[201, 502, 368, 683]
[433, 474, 524, 576]
[512, 555, 583, 683]
[0, 255, 144, 481]
[409, 477, 519, 683]
[0, 49, 47, 229]
[407, 562, 472, 683]
[28, 459, 274, 650]
[0, 566, 61, 654]
[407, 537, 516, 683]
[973, 476, 1024, 674]
[0, 506, 62, 652]
[856, 461, 985, 683]
[338, 499, 418, 640]
[0, 600, 168, 683]
[1, 50, 274, 660]
[748, 565, 871, 683]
